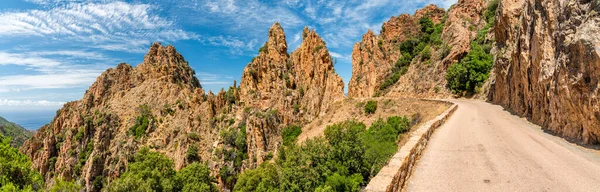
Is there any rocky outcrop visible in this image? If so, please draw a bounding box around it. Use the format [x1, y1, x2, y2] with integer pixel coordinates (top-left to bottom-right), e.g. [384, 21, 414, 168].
[239, 23, 345, 166]
[348, 1, 494, 99]
[20, 43, 230, 191]
[440, 0, 486, 67]
[490, 0, 600, 144]
[20, 23, 347, 191]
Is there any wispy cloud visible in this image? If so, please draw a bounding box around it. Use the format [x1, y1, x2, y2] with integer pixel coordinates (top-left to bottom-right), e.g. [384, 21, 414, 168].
[0, 99, 65, 106]
[195, 71, 235, 86]
[0, 1, 197, 53]
[0, 72, 101, 91]
[329, 51, 351, 63]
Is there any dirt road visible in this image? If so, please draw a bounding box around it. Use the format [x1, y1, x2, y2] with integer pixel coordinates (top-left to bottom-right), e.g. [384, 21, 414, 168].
[407, 100, 600, 192]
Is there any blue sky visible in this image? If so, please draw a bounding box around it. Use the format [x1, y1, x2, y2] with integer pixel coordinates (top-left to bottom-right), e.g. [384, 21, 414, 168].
[0, 0, 456, 126]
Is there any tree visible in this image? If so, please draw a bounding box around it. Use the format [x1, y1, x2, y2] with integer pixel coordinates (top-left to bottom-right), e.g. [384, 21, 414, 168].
[446, 43, 493, 94]
[177, 163, 218, 192]
[0, 134, 44, 191]
[49, 178, 81, 192]
[108, 148, 179, 192]
[282, 125, 302, 146]
[234, 163, 280, 192]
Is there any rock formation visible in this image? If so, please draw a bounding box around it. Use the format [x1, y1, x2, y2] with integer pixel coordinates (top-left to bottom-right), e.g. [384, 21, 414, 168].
[239, 23, 345, 166]
[490, 0, 600, 144]
[20, 23, 345, 191]
[20, 43, 233, 191]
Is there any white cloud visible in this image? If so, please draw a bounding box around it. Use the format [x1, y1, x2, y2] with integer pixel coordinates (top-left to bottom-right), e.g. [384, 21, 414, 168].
[0, 72, 101, 90]
[0, 99, 65, 106]
[329, 51, 351, 63]
[0, 1, 197, 53]
[195, 72, 234, 86]
[0, 52, 61, 68]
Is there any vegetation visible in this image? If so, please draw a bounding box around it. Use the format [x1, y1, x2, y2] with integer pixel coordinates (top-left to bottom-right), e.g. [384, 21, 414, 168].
[259, 42, 269, 53]
[0, 134, 44, 191]
[49, 178, 81, 192]
[109, 148, 218, 192]
[0, 116, 32, 147]
[234, 116, 411, 191]
[282, 125, 302, 146]
[187, 145, 199, 163]
[380, 15, 446, 91]
[446, 1, 498, 95]
[364, 100, 378, 114]
[215, 123, 248, 189]
[129, 104, 152, 139]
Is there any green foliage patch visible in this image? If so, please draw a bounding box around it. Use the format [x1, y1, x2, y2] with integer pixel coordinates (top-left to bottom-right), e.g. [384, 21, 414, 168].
[234, 116, 412, 192]
[446, 3, 497, 95]
[0, 134, 44, 191]
[108, 148, 218, 192]
[364, 100, 378, 114]
[282, 125, 302, 146]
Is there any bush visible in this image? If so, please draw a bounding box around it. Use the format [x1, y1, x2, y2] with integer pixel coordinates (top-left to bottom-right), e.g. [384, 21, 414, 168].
[282, 125, 302, 146]
[129, 104, 152, 139]
[50, 178, 81, 192]
[177, 163, 219, 192]
[0, 135, 44, 191]
[446, 43, 493, 94]
[420, 45, 431, 61]
[109, 148, 218, 192]
[234, 163, 280, 192]
[234, 117, 411, 191]
[187, 145, 199, 163]
[364, 100, 377, 114]
[259, 42, 268, 53]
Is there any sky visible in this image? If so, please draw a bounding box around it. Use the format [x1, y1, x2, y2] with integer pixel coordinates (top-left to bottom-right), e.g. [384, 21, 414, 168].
[0, 0, 456, 129]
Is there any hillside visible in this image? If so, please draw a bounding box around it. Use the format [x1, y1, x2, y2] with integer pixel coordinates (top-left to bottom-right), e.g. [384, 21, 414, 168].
[0, 116, 33, 147]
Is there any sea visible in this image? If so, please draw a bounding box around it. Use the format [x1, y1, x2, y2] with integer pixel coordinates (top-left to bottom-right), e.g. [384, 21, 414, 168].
[0, 110, 56, 130]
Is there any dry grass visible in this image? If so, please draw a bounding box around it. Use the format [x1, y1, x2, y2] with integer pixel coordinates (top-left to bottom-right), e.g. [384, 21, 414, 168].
[297, 97, 451, 143]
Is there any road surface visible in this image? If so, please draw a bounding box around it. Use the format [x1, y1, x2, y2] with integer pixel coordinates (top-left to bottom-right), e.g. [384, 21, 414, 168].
[407, 99, 600, 192]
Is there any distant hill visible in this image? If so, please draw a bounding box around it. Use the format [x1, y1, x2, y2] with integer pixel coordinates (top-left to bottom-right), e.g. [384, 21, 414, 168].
[0, 115, 33, 147]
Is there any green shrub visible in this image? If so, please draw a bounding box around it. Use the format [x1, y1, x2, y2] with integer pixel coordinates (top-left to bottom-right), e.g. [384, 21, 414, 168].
[109, 148, 217, 192]
[259, 43, 268, 53]
[234, 163, 279, 192]
[234, 117, 411, 191]
[187, 132, 200, 141]
[282, 125, 302, 146]
[420, 45, 431, 61]
[364, 100, 377, 114]
[187, 145, 199, 163]
[0, 135, 44, 191]
[129, 104, 152, 139]
[177, 163, 218, 192]
[50, 178, 81, 192]
[446, 43, 493, 94]
[314, 45, 324, 53]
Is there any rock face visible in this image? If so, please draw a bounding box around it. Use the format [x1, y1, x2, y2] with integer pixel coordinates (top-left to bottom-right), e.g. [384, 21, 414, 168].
[20, 43, 232, 191]
[20, 23, 345, 191]
[348, 2, 488, 98]
[239, 23, 345, 165]
[490, 0, 600, 144]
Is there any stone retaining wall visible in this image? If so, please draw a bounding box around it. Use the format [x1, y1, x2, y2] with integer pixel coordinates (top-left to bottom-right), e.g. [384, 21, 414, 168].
[364, 102, 458, 192]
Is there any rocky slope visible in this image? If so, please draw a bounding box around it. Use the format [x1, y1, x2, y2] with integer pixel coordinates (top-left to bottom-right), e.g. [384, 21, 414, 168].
[239, 23, 345, 166]
[0, 116, 32, 147]
[348, 0, 491, 98]
[20, 23, 345, 191]
[489, 0, 600, 144]
[20, 43, 235, 191]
